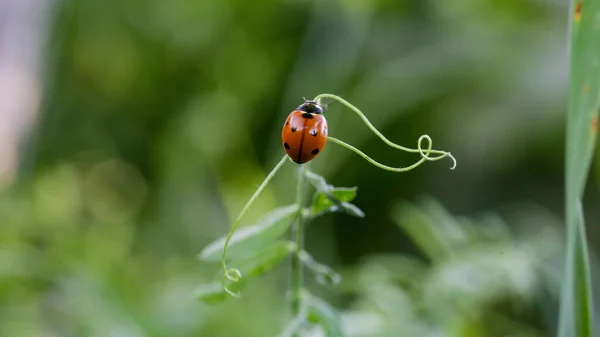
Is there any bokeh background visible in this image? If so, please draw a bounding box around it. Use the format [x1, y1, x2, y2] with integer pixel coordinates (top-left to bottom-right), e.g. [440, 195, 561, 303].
[1, 0, 599, 336]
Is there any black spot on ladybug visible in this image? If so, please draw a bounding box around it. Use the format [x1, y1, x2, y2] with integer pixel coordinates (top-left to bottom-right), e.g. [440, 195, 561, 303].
[310, 129, 317, 136]
[285, 120, 289, 126]
[291, 127, 297, 132]
[301, 113, 314, 119]
[284, 142, 290, 150]
[311, 148, 320, 155]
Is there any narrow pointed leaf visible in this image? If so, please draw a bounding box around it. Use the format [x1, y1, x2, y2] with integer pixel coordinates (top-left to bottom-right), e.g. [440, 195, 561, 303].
[311, 192, 333, 215]
[560, 1, 596, 336]
[198, 205, 299, 262]
[329, 188, 358, 202]
[232, 240, 296, 278]
[299, 250, 341, 287]
[306, 172, 358, 202]
[306, 171, 363, 217]
[194, 282, 224, 304]
[337, 202, 365, 218]
[311, 188, 358, 215]
[311, 199, 364, 218]
[559, 202, 593, 337]
[305, 170, 330, 192]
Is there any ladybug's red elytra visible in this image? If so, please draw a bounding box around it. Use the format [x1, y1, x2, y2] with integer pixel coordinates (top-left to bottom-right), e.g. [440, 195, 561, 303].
[281, 100, 328, 164]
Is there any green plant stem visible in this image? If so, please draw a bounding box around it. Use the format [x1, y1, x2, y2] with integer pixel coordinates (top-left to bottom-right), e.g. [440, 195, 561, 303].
[328, 136, 436, 173]
[291, 163, 309, 335]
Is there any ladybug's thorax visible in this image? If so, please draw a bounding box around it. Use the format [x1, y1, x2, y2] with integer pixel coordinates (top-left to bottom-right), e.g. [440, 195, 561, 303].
[297, 100, 323, 114]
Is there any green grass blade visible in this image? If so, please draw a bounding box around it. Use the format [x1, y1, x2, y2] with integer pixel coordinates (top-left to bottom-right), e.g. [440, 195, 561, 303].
[559, 202, 593, 337]
[560, 0, 597, 336]
[566, 4, 600, 195]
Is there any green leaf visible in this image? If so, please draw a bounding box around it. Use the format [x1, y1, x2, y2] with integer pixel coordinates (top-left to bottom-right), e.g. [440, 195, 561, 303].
[306, 295, 344, 337]
[311, 192, 364, 218]
[306, 171, 364, 218]
[305, 170, 330, 192]
[329, 188, 358, 202]
[306, 172, 358, 202]
[560, 1, 596, 336]
[311, 193, 332, 215]
[198, 205, 299, 262]
[194, 281, 245, 304]
[196, 241, 295, 305]
[195, 282, 228, 304]
[232, 240, 296, 278]
[299, 251, 341, 287]
[336, 202, 365, 218]
[311, 188, 358, 214]
[559, 202, 593, 337]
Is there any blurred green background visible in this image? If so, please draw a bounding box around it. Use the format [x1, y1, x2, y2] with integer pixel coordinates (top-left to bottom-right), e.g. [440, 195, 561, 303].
[1, 0, 598, 336]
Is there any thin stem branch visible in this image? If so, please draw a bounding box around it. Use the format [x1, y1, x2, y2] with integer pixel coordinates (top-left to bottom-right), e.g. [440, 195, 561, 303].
[291, 163, 309, 336]
[328, 136, 440, 173]
[314, 93, 456, 169]
[221, 154, 289, 296]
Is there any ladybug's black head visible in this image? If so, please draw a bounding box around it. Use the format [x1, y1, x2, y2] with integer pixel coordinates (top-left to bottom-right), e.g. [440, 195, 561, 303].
[297, 100, 324, 114]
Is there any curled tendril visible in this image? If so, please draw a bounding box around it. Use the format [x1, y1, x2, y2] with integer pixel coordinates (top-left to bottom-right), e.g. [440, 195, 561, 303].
[416, 134, 457, 169]
[313, 93, 456, 171]
[220, 154, 289, 297]
[222, 268, 242, 297]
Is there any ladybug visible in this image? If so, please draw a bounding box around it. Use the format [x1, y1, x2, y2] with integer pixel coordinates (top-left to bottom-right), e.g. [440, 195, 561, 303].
[281, 100, 328, 164]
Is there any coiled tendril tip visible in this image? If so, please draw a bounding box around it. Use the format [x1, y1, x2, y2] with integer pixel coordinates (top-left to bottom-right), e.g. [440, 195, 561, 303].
[224, 285, 241, 298]
[222, 268, 243, 297]
[225, 268, 242, 282]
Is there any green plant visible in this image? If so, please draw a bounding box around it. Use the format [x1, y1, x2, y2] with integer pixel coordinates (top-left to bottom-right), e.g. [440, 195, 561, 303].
[195, 94, 456, 336]
[559, 1, 596, 337]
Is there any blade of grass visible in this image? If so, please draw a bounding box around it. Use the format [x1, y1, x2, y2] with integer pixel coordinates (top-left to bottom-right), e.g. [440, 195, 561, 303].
[559, 1, 596, 336]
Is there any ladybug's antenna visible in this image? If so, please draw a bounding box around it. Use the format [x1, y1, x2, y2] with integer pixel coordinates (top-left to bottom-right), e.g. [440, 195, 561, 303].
[315, 96, 332, 112]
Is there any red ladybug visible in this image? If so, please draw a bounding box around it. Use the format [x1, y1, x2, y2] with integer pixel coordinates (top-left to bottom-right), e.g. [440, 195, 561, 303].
[281, 100, 328, 164]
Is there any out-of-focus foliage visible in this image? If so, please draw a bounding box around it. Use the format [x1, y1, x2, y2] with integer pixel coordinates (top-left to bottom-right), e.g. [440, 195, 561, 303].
[0, 0, 598, 336]
[334, 197, 563, 337]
